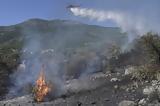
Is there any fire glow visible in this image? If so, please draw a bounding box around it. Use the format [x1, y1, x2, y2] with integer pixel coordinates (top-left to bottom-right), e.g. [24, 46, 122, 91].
[34, 66, 51, 102]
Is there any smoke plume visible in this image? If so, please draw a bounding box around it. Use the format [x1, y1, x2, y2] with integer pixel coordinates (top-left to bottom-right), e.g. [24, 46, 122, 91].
[70, 7, 160, 41]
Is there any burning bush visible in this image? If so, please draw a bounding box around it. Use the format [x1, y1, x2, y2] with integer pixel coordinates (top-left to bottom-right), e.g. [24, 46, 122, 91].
[33, 66, 51, 102]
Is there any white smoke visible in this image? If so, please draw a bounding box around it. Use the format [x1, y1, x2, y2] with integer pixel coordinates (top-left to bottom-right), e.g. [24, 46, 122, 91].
[70, 7, 159, 41]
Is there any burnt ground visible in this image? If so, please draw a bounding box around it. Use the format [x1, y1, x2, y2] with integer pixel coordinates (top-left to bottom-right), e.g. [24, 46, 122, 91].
[0, 70, 149, 106]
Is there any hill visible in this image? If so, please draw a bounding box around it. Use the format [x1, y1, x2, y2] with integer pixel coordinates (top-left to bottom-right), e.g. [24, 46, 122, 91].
[0, 19, 127, 99]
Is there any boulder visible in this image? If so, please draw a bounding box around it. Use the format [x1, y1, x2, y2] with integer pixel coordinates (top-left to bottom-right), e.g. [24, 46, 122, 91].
[143, 86, 155, 95]
[110, 78, 120, 82]
[125, 66, 135, 75]
[138, 98, 147, 106]
[0, 95, 33, 105]
[118, 100, 136, 106]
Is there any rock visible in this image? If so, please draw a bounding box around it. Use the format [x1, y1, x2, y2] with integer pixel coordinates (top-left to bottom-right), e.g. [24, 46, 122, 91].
[151, 80, 159, 86]
[104, 98, 110, 101]
[0, 95, 33, 105]
[117, 72, 121, 76]
[156, 73, 160, 81]
[110, 78, 120, 82]
[41, 49, 54, 54]
[145, 80, 149, 83]
[143, 86, 155, 95]
[126, 88, 130, 92]
[105, 73, 111, 77]
[142, 81, 160, 102]
[17, 60, 26, 71]
[133, 81, 139, 88]
[114, 85, 118, 89]
[148, 103, 160, 106]
[118, 100, 136, 106]
[125, 66, 135, 75]
[138, 98, 147, 106]
[131, 90, 136, 93]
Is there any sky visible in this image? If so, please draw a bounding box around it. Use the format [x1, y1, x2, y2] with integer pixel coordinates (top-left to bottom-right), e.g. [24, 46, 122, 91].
[0, 0, 159, 27]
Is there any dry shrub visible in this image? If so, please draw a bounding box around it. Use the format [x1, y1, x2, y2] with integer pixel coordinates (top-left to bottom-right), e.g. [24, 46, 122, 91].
[131, 64, 160, 81]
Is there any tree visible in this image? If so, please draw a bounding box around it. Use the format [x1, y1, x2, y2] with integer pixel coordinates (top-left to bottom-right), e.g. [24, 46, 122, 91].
[108, 44, 121, 60]
[140, 32, 160, 64]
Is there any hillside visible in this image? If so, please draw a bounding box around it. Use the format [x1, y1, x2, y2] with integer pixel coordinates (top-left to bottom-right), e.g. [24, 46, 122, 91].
[0, 19, 127, 57]
[0, 19, 127, 99]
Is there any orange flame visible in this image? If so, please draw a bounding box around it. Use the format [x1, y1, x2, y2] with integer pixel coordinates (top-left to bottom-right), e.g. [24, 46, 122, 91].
[34, 66, 51, 102]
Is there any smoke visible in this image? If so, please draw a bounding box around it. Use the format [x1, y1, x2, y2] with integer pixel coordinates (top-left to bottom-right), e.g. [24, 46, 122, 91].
[4, 1, 160, 100]
[70, 7, 160, 42]
[7, 6, 160, 100]
[6, 19, 124, 99]
[6, 26, 66, 98]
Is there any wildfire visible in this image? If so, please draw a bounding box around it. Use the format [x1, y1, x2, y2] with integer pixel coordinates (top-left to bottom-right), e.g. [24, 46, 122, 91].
[34, 66, 51, 102]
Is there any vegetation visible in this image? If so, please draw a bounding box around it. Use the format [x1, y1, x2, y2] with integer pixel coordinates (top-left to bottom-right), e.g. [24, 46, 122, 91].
[0, 19, 127, 99]
[0, 19, 160, 99]
[131, 64, 160, 81]
[140, 32, 160, 64]
[123, 32, 160, 81]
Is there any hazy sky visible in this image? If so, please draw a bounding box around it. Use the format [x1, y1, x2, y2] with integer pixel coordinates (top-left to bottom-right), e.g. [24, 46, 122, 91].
[0, 0, 159, 27]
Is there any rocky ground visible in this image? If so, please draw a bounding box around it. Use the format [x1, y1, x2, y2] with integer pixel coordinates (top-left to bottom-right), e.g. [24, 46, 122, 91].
[1, 68, 160, 106]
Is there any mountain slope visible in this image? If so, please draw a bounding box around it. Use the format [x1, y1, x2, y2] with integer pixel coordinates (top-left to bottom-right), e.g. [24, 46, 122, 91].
[2, 19, 127, 55]
[0, 19, 127, 99]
